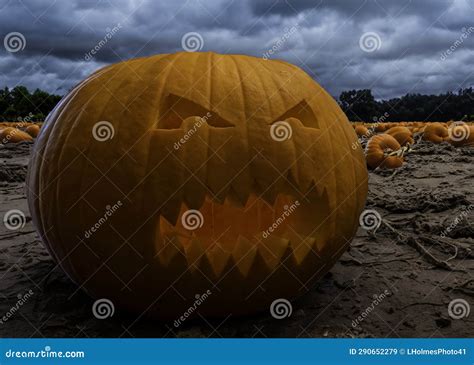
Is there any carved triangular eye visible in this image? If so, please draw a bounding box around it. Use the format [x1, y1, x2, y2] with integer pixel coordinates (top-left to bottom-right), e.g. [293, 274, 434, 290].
[272, 100, 319, 129]
[157, 93, 234, 129]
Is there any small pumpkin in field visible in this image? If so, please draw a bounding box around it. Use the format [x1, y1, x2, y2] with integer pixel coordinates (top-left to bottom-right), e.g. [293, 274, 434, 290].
[0, 127, 33, 143]
[25, 124, 40, 138]
[386, 126, 414, 146]
[365, 134, 404, 169]
[422, 123, 448, 143]
[27, 52, 368, 318]
[354, 125, 369, 138]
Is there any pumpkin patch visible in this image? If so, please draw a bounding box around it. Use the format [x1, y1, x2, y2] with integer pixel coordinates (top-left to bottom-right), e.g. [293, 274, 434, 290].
[351, 121, 473, 170]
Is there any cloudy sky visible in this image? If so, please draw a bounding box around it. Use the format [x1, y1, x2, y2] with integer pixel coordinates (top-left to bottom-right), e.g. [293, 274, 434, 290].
[0, 0, 473, 99]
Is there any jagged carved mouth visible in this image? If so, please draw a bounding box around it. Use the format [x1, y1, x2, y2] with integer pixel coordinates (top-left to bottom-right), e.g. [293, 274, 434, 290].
[157, 190, 332, 259]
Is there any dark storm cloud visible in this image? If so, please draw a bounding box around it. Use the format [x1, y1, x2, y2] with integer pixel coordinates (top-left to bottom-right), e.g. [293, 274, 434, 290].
[0, 0, 473, 99]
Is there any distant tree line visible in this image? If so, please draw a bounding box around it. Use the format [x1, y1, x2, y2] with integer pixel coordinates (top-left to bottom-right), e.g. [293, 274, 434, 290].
[0, 85, 473, 123]
[338, 88, 474, 122]
[0, 86, 61, 122]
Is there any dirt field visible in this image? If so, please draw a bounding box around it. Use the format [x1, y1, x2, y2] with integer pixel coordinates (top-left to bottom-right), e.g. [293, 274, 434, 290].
[0, 140, 472, 338]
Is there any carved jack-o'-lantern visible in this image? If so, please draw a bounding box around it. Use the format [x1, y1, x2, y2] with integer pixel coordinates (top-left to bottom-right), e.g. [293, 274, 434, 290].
[27, 52, 368, 318]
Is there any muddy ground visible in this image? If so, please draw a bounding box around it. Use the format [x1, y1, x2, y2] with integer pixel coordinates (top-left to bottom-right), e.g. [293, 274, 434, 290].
[0, 140, 472, 338]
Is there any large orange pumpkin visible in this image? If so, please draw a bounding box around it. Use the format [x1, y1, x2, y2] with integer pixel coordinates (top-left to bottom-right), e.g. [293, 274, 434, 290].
[27, 52, 368, 318]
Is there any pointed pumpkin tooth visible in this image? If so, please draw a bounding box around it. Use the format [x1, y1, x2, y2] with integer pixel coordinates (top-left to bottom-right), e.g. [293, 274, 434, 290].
[206, 244, 232, 277]
[158, 234, 186, 267]
[233, 235, 258, 277]
[292, 236, 317, 264]
[160, 200, 182, 226]
[258, 234, 291, 269]
[259, 186, 279, 207]
[314, 177, 331, 199]
[250, 178, 264, 196]
[183, 188, 206, 210]
[297, 169, 314, 195]
[313, 237, 327, 253]
[229, 171, 252, 206]
[210, 185, 230, 205]
[185, 237, 206, 270]
[286, 169, 299, 190]
[301, 179, 320, 201]
[224, 186, 248, 207]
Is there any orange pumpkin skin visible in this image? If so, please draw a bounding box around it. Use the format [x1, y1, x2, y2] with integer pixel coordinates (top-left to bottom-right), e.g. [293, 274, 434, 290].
[423, 123, 448, 143]
[25, 124, 40, 138]
[386, 126, 414, 146]
[366, 134, 403, 169]
[0, 127, 33, 143]
[354, 125, 369, 137]
[26, 52, 368, 318]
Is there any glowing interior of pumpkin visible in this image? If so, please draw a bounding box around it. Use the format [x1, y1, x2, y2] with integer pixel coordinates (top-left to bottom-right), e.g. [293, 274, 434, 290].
[158, 192, 331, 251]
